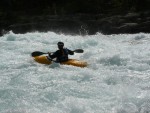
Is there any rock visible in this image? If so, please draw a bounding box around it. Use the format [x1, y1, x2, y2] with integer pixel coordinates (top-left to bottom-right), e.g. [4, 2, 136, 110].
[1, 12, 150, 35]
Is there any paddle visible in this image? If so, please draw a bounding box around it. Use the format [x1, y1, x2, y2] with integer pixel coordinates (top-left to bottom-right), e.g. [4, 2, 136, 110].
[31, 49, 84, 57]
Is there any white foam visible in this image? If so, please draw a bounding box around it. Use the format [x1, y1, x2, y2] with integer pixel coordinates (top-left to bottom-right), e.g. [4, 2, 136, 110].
[0, 31, 150, 113]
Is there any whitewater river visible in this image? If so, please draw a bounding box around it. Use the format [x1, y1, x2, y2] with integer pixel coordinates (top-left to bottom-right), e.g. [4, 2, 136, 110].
[0, 31, 150, 113]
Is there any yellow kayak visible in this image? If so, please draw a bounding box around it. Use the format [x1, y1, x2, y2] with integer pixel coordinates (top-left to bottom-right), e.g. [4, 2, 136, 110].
[33, 56, 87, 68]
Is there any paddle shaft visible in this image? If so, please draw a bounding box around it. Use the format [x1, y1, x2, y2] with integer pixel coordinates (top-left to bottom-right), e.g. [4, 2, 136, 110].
[31, 49, 83, 57]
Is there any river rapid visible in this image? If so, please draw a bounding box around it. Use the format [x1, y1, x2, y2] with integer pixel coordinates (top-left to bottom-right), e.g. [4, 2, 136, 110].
[0, 31, 150, 113]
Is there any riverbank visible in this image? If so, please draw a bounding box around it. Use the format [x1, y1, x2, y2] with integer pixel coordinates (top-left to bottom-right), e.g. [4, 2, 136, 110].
[1, 11, 150, 35]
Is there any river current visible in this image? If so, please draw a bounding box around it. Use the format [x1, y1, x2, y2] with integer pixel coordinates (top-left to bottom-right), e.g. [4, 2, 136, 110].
[0, 31, 150, 113]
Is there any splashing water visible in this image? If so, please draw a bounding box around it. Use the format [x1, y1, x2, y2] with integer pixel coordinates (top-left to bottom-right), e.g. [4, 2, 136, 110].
[0, 31, 150, 113]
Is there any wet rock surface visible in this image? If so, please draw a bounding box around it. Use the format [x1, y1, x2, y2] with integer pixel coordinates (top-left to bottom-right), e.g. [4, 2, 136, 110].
[1, 12, 150, 35]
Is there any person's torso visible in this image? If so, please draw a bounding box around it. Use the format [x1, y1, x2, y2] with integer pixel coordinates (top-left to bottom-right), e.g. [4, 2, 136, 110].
[56, 48, 69, 62]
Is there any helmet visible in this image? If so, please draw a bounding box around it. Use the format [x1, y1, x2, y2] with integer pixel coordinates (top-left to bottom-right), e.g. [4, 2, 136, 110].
[57, 42, 64, 46]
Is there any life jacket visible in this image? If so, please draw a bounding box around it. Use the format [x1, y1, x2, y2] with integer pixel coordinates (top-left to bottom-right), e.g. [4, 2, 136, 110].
[57, 48, 69, 62]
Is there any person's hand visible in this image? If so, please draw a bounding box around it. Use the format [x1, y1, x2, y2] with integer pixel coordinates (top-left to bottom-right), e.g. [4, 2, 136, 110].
[48, 52, 51, 55]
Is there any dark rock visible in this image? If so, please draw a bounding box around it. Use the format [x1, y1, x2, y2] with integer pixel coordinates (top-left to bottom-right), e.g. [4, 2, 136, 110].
[1, 12, 150, 35]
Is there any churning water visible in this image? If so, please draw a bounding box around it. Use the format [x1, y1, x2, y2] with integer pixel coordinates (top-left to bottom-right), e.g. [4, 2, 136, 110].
[0, 31, 150, 113]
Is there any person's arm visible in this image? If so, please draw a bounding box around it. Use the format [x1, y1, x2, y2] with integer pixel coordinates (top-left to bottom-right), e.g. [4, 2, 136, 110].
[48, 51, 57, 59]
[67, 49, 74, 55]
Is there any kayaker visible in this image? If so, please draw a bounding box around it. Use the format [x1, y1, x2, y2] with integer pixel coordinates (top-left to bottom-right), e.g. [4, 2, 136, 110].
[48, 42, 74, 63]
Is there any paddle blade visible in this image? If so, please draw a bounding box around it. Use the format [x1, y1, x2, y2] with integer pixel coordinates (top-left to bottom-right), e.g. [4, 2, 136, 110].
[74, 49, 84, 53]
[31, 51, 47, 57]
